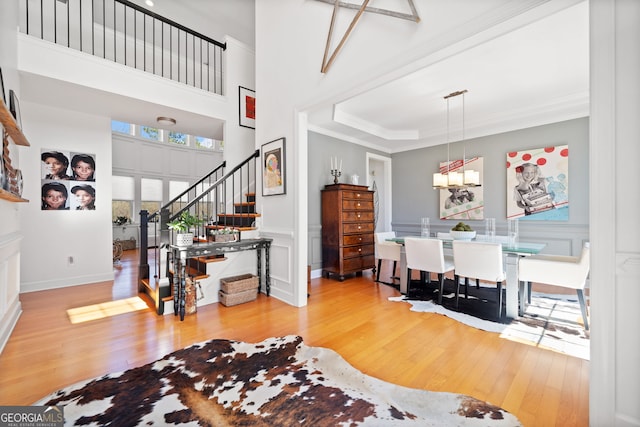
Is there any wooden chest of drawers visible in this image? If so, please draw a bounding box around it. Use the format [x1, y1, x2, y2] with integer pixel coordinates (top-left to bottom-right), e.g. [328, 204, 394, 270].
[321, 184, 375, 281]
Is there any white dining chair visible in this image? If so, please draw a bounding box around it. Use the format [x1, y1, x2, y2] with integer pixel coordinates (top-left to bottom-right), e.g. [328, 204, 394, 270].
[404, 237, 455, 303]
[452, 240, 506, 319]
[518, 242, 591, 330]
[374, 231, 401, 284]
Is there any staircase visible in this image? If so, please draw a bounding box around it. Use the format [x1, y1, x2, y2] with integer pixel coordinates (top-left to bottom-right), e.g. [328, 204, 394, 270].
[210, 192, 259, 229]
[138, 150, 261, 314]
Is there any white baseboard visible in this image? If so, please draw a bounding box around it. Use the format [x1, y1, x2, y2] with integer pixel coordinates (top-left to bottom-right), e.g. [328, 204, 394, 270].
[0, 298, 22, 355]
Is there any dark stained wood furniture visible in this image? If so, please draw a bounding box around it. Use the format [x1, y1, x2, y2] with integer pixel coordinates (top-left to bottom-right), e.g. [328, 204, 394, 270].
[321, 183, 375, 281]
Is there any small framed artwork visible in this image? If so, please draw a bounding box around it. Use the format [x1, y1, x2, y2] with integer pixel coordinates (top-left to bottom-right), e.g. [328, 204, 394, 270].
[262, 137, 286, 196]
[0, 67, 6, 104]
[9, 90, 22, 130]
[239, 86, 255, 129]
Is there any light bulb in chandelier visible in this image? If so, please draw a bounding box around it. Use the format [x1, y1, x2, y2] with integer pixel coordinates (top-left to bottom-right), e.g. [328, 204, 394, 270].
[432, 89, 481, 190]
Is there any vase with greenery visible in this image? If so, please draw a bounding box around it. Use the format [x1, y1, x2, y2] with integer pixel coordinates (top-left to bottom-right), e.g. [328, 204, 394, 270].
[168, 211, 203, 246]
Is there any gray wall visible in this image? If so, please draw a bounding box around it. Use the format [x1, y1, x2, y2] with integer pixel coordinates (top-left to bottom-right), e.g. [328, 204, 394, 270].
[308, 117, 589, 270]
[392, 117, 589, 255]
[307, 132, 387, 270]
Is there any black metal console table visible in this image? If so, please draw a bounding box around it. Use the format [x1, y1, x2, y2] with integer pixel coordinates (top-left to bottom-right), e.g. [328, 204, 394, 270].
[170, 238, 273, 320]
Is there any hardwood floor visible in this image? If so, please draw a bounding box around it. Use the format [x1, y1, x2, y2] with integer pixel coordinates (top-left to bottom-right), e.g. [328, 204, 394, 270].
[0, 250, 588, 426]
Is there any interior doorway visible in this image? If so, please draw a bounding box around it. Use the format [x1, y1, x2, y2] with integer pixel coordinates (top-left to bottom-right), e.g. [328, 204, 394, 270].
[366, 153, 392, 233]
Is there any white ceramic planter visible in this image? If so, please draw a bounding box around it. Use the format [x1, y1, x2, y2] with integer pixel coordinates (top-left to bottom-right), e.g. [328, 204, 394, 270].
[176, 233, 194, 246]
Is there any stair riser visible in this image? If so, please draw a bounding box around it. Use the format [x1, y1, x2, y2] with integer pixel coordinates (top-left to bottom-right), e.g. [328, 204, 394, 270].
[217, 216, 255, 227]
[234, 205, 256, 214]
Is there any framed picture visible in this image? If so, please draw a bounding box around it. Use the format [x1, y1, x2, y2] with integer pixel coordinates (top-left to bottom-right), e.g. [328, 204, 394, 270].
[438, 157, 485, 220]
[9, 90, 22, 130]
[0, 67, 6, 105]
[506, 145, 569, 221]
[262, 137, 286, 196]
[239, 86, 255, 129]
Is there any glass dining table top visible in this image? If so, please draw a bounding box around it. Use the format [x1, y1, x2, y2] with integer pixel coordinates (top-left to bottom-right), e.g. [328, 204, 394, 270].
[387, 237, 546, 255]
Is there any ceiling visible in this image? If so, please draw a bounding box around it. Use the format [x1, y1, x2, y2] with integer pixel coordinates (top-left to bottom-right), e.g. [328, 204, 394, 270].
[20, 1, 588, 149]
[306, 1, 589, 153]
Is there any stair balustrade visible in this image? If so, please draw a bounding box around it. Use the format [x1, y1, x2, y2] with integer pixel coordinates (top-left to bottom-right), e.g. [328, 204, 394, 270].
[19, 0, 226, 95]
[139, 149, 260, 313]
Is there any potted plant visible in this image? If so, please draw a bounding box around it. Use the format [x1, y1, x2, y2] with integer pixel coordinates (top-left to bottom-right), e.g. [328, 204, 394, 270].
[167, 211, 203, 246]
[113, 216, 130, 226]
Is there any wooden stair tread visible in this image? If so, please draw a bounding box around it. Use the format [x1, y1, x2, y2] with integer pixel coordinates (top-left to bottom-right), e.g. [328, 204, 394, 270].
[194, 255, 227, 263]
[205, 225, 257, 231]
[217, 213, 261, 218]
[169, 266, 209, 280]
[140, 278, 153, 291]
[234, 202, 256, 206]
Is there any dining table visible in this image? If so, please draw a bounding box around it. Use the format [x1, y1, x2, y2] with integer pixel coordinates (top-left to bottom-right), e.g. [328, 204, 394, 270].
[387, 236, 546, 319]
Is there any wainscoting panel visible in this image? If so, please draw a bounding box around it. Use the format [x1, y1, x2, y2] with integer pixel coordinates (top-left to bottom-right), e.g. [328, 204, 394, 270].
[260, 229, 294, 303]
[308, 224, 322, 271]
[0, 233, 23, 354]
[616, 252, 640, 424]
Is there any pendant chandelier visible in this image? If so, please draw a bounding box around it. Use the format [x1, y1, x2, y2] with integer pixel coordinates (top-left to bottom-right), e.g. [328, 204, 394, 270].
[432, 89, 480, 189]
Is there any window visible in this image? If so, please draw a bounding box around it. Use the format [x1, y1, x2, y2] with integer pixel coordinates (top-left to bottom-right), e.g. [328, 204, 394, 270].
[168, 132, 188, 145]
[112, 175, 135, 222]
[195, 136, 214, 150]
[111, 120, 219, 150]
[140, 126, 161, 141]
[169, 180, 189, 214]
[111, 120, 132, 135]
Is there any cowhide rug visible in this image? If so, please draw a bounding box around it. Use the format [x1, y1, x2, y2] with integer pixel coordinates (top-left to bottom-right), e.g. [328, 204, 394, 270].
[35, 335, 522, 426]
[390, 281, 589, 360]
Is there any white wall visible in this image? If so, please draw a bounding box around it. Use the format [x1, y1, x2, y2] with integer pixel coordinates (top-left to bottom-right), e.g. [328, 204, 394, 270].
[590, 0, 640, 425]
[19, 103, 114, 291]
[124, 0, 255, 49]
[223, 36, 256, 168]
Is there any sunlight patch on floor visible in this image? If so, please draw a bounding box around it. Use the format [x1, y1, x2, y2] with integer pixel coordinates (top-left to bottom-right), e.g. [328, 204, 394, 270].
[67, 297, 149, 324]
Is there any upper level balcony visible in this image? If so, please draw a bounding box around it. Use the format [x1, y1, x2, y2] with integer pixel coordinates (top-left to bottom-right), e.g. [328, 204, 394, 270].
[19, 0, 225, 96]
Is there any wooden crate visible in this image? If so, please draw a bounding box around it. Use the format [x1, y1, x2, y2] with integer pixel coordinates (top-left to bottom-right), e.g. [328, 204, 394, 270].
[218, 288, 258, 306]
[220, 274, 258, 294]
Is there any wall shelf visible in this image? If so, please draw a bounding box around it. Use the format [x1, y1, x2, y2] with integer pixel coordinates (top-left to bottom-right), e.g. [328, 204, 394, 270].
[1, 97, 30, 202]
[0, 188, 28, 203]
[1, 99, 30, 147]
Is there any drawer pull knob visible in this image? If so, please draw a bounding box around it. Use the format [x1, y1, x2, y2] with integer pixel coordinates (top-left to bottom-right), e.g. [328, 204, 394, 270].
[358, 248, 362, 252]
[357, 203, 361, 207]
[358, 226, 361, 229]
[356, 193, 361, 197]
[357, 214, 361, 218]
